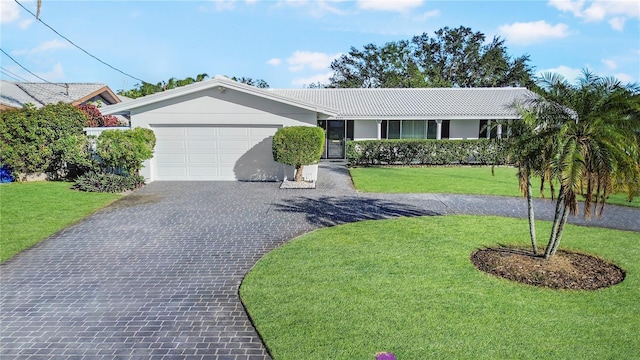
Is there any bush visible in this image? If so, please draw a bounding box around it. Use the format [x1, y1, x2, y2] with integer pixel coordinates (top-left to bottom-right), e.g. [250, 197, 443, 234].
[346, 139, 510, 166]
[0, 103, 90, 180]
[96, 128, 156, 175]
[72, 171, 145, 193]
[272, 126, 325, 181]
[77, 103, 121, 127]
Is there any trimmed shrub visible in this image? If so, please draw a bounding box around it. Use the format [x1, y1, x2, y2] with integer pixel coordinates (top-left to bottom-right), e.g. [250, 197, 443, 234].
[346, 139, 510, 166]
[72, 171, 145, 193]
[0, 103, 91, 180]
[272, 126, 325, 182]
[96, 127, 156, 175]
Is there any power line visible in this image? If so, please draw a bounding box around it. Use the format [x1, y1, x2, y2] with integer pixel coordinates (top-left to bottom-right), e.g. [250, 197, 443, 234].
[0, 66, 74, 101]
[0, 48, 64, 85]
[14, 0, 149, 84]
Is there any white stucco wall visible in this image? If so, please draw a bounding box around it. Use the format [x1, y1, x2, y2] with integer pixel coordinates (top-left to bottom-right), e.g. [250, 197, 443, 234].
[449, 120, 480, 140]
[353, 120, 379, 140]
[129, 87, 320, 182]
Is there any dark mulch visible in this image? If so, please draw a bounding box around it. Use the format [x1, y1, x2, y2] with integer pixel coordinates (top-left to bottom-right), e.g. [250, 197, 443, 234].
[470, 247, 626, 290]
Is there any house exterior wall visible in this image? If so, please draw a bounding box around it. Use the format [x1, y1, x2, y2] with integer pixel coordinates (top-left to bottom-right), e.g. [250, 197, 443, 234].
[129, 88, 319, 182]
[449, 120, 480, 140]
[353, 120, 379, 140]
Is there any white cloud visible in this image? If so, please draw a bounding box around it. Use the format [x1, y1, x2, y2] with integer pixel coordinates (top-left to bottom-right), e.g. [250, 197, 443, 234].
[357, 0, 424, 12]
[499, 21, 570, 45]
[608, 16, 625, 31]
[292, 71, 333, 87]
[287, 51, 341, 72]
[539, 65, 583, 83]
[414, 9, 440, 21]
[18, 18, 33, 29]
[0, 0, 20, 23]
[35, 63, 65, 81]
[613, 72, 633, 83]
[267, 58, 282, 66]
[602, 59, 617, 70]
[12, 39, 73, 56]
[548, 0, 639, 30]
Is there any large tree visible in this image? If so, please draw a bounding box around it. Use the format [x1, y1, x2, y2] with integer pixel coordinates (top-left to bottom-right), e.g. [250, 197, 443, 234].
[516, 70, 640, 259]
[329, 26, 534, 88]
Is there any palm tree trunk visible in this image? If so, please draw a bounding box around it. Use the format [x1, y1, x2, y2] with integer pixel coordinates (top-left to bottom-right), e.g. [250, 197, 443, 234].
[526, 175, 538, 255]
[549, 203, 571, 257]
[545, 184, 566, 259]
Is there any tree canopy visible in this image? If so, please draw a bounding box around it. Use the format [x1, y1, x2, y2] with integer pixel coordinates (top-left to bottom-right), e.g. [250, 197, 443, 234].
[329, 26, 534, 89]
[118, 73, 269, 99]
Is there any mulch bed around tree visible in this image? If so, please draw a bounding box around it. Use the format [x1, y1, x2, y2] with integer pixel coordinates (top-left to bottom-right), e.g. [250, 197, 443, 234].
[470, 247, 626, 290]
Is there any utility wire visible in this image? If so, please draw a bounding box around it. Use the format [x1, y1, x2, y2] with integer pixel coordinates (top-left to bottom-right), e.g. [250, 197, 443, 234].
[0, 48, 64, 85]
[14, 0, 148, 84]
[0, 66, 74, 101]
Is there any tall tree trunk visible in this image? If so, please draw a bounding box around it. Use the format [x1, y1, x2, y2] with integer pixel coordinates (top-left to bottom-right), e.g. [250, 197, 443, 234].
[545, 184, 566, 259]
[526, 175, 538, 255]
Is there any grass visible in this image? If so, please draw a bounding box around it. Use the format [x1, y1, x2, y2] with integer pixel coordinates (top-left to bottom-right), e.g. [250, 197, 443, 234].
[349, 166, 640, 208]
[241, 216, 640, 360]
[0, 181, 121, 262]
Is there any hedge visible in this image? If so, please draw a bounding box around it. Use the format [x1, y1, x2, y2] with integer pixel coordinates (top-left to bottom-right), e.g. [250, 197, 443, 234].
[346, 139, 510, 166]
[272, 126, 325, 181]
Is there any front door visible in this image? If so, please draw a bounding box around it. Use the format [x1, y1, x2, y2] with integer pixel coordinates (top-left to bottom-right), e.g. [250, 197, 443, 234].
[326, 120, 345, 159]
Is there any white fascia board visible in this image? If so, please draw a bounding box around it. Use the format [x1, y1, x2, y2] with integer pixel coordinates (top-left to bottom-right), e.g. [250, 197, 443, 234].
[101, 75, 338, 117]
[331, 115, 522, 121]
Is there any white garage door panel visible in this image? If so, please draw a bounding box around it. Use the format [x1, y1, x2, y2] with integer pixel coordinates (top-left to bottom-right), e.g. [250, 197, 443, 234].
[152, 125, 280, 181]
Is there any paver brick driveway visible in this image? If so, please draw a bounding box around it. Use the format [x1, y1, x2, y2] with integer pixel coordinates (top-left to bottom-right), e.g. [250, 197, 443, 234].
[2, 163, 638, 359]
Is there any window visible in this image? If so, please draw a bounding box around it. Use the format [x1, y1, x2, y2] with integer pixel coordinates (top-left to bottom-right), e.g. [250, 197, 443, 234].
[386, 120, 427, 139]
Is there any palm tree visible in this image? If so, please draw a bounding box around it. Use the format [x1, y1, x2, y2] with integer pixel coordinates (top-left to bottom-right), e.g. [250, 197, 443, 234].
[518, 70, 640, 259]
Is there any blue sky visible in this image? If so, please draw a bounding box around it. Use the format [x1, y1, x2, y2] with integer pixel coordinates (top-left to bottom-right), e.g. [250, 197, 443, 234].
[1, 0, 638, 92]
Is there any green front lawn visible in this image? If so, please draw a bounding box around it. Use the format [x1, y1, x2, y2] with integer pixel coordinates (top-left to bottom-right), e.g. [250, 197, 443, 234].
[0, 182, 121, 262]
[350, 166, 640, 208]
[241, 216, 640, 359]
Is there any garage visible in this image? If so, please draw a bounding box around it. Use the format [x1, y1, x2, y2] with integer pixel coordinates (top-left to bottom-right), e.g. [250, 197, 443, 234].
[152, 125, 281, 181]
[100, 76, 336, 182]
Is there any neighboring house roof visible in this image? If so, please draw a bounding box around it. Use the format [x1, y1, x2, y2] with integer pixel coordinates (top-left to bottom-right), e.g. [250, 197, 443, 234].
[269, 87, 533, 120]
[100, 75, 339, 117]
[0, 81, 121, 109]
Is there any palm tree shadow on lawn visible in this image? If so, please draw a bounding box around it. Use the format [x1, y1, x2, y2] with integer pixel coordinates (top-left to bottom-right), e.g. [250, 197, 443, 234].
[273, 196, 441, 227]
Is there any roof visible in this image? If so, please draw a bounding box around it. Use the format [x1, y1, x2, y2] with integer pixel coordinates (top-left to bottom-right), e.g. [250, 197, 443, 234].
[269, 87, 533, 120]
[100, 75, 339, 117]
[0, 81, 121, 109]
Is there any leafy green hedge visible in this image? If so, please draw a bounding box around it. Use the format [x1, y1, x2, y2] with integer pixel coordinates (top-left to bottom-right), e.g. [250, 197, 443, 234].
[0, 103, 91, 180]
[346, 139, 510, 166]
[272, 126, 325, 181]
[72, 172, 145, 193]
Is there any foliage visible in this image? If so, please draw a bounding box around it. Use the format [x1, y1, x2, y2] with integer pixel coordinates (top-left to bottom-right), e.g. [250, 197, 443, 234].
[0, 103, 91, 180]
[96, 127, 156, 175]
[72, 171, 145, 193]
[346, 139, 509, 166]
[230, 76, 270, 88]
[241, 216, 640, 359]
[329, 26, 533, 88]
[515, 70, 640, 258]
[0, 181, 120, 262]
[272, 126, 325, 181]
[76, 103, 121, 127]
[117, 73, 270, 98]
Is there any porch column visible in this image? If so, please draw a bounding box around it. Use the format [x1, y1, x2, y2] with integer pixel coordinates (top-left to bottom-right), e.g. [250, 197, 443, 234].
[376, 120, 382, 140]
[497, 123, 502, 139]
[486, 120, 492, 139]
[436, 120, 442, 140]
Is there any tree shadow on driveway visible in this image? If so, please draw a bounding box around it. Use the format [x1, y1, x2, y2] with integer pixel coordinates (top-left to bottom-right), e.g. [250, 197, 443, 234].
[273, 196, 441, 227]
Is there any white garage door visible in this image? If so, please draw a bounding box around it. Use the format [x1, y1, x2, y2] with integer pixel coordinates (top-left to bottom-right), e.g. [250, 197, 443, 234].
[152, 125, 280, 181]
